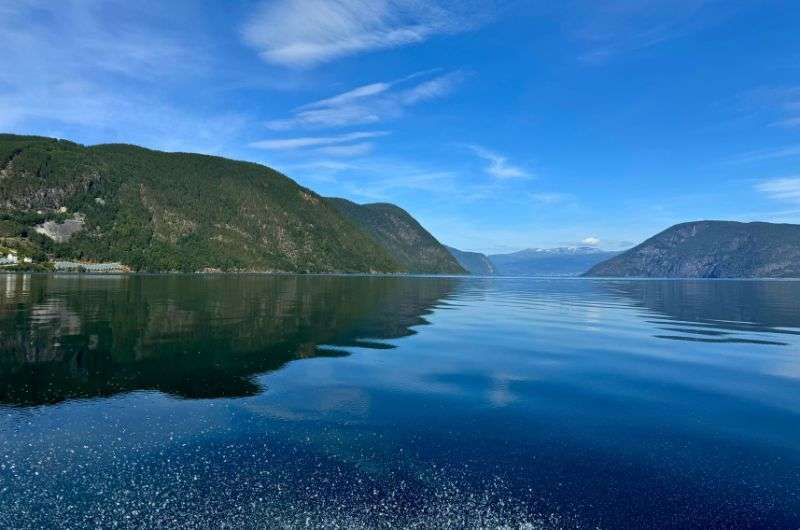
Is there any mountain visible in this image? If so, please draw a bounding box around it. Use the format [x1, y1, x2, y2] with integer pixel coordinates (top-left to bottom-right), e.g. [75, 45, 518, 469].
[585, 221, 800, 278]
[0, 134, 452, 274]
[327, 198, 465, 274]
[445, 246, 496, 275]
[489, 246, 620, 276]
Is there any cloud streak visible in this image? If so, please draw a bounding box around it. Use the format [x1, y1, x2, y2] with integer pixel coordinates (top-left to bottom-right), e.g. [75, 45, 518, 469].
[756, 177, 800, 204]
[741, 86, 800, 129]
[0, 1, 242, 153]
[279, 156, 510, 203]
[468, 145, 531, 179]
[567, 0, 714, 63]
[729, 145, 800, 164]
[266, 71, 463, 130]
[249, 131, 389, 151]
[242, 0, 486, 67]
[529, 192, 573, 205]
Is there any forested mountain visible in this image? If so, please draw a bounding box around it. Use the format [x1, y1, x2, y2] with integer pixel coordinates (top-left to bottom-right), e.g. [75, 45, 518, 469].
[326, 198, 465, 274]
[445, 246, 496, 275]
[585, 221, 800, 278]
[0, 134, 454, 273]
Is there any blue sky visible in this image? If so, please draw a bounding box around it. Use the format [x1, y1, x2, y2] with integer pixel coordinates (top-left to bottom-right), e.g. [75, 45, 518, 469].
[2, 0, 800, 254]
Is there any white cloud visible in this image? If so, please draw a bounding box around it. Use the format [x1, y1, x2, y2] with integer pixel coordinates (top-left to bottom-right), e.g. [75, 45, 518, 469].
[774, 117, 800, 128]
[743, 86, 800, 129]
[316, 142, 376, 157]
[468, 145, 530, 179]
[249, 131, 389, 151]
[0, 1, 240, 153]
[279, 156, 504, 202]
[567, 0, 713, 63]
[265, 71, 462, 130]
[266, 104, 382, 131]
[756, 177, 800, 204]
[582, 236, 601, 246]
[530, 192, 572, 205]
[400, 73, 462, 104]
[241, 0, 485, 68]
[729, 145, 800, 164]
[300, 82, 393, 109]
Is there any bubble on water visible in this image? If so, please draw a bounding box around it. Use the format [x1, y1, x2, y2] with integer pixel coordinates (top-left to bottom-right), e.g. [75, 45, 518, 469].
[0, 438, 586, 530]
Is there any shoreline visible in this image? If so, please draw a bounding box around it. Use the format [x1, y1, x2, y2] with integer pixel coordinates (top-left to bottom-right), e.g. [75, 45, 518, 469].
[2, 269, 800, 281]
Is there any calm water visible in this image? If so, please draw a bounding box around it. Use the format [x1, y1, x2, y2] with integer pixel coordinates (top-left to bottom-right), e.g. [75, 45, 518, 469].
[0, 275, 799, 529]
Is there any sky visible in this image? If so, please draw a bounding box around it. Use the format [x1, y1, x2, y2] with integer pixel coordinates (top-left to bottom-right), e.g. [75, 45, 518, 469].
[2, 0, 800, 254]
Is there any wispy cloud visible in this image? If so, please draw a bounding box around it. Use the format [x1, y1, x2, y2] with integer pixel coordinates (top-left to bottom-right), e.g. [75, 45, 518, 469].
[249, 131, 389, 151]
[241, 0, 487, 68]
[301, 82, 394, 109]
[581, 236, 601, 246]
[567, 0, 715, 63]
[764, 88, 800, 128]
[0, 1, 241, 153]
[468, 145, 531, 179]
[317, 142, 376, 157]
[530, 192, 573, 205]
[756, 177, 800, 204]
[279, 156, 509, 203]
[741, 86, 800, 129]
[774, 117, 800, 128]
[399, 73, 461, 104]
[266, 71, 463, 130]
[728, 145, 800, 164]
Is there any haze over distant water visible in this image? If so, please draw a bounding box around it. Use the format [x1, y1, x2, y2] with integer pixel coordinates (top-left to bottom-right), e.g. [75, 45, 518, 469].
[1, 274, 799, 528]
[490, 246, 619, 276]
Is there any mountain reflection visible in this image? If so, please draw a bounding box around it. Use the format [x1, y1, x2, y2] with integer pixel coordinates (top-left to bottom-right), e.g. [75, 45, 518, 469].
[0, 274, 459, 407]
[601, 280, 800, 344]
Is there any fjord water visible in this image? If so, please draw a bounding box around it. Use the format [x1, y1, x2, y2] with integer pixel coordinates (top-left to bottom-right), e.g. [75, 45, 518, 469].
[1, 275, 799, 529]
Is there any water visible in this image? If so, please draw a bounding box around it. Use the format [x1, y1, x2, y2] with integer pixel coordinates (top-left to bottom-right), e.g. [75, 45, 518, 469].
[0, 274, 798, 529]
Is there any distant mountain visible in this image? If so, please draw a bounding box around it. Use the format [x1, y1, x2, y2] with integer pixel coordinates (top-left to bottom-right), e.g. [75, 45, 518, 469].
[0, 134, 456, 274]
[490, 246, 620, 276]
[585, 221, 800, 278]
[326, 198, 465, 274]
[445, 246, 496, 275]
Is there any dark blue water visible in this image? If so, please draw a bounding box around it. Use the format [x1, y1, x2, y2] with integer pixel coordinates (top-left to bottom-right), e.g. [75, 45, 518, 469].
[0, 274, 798, 529]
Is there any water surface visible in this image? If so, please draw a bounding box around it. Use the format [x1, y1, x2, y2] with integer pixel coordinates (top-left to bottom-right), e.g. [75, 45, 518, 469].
[0, 275, 798, 528]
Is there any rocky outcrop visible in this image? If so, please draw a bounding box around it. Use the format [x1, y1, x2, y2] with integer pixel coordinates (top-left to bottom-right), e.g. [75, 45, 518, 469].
[34, 214, 85, 243]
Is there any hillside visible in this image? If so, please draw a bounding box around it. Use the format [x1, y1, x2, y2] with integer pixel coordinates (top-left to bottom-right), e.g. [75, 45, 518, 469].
[0, 134, 447, 273]
[326, 198, 465, 274]
[446, 246, 496, 275]
[585, 221, 800, 278]
[490, 247, 620, 276]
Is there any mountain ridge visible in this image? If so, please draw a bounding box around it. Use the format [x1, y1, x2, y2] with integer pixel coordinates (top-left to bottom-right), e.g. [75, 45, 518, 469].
[489, 246, 620, 276]
[585, 220, 800, 278]
[445, 246, 496, 275]
[326, 198, 465, 275]
[0, 133, 458, 274]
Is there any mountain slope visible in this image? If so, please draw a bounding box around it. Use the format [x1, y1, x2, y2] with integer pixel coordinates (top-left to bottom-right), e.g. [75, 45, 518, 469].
[445, 246, 496, 275]
[327, 198, 465, 274]
[585, 221, 800, 278]
[490, 247, 620, 276]
[0, 134, 407, 272]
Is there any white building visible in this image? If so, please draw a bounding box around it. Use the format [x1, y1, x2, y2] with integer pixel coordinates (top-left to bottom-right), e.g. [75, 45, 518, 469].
[0, 251, 19, 266]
